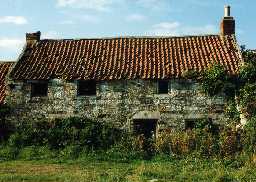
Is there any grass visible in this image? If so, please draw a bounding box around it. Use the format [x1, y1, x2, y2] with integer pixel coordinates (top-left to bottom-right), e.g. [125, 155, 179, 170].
[0, 156, 256, 182]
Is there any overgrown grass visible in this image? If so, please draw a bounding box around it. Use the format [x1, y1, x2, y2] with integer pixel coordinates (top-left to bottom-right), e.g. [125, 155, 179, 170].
[0, 155, 256, 182]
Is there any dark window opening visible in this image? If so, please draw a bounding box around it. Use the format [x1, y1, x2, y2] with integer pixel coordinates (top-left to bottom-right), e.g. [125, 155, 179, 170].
[185, 120, 195, 130]
[9, 84, 16, 90]
[158, 80, 169, 94]
[77, 80, 96, 96]
[31, 82, 48, 97]
[133, 119, 157, 140]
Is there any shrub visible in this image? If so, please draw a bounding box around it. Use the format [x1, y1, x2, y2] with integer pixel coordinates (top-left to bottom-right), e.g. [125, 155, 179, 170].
[224, 100, 240, 125]
[202, 64, 227, 96]
[241, 116, 256, 153]
[195, 129, 219, 157]
[240, 49, 256, 83]
[18, 146, 39, 160]
[219, 127, 242, 157]
[239, 83, 256, 117]
[104, 134, 147, 161]
[7, 133, 24, 147]
[155, 130, 197, 156]
[59, 145, 82, 159]
[48, 117, 123, 150]
[0, 145, 19, 160]
[15, 120, 51, 146]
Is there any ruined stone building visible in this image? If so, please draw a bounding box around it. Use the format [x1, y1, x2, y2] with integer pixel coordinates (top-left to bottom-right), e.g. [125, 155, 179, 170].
[1, 6, 243, 137]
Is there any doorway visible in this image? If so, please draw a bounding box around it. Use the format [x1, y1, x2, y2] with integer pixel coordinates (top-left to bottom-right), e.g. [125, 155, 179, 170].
[133, 119, 157, 140]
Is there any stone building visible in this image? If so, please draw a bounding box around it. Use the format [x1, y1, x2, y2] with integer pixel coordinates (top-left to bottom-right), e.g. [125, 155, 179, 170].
[2, 6, 243, 137]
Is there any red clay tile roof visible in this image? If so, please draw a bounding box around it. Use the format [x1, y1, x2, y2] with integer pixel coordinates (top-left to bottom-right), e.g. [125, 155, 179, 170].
[0, 62, 14, 104]
[10, 35, 242, 80]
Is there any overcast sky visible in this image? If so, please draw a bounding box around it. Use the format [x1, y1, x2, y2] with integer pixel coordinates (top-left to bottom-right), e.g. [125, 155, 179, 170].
[0, 0, 255, 61]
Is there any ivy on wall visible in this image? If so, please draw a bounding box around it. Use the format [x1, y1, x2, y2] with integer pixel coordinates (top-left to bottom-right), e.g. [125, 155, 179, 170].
[201, 64, 236, 97]
[200, 48, 256, 120]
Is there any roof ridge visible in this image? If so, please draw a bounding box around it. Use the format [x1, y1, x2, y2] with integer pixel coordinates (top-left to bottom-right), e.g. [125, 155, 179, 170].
[40, 34, 221, 41]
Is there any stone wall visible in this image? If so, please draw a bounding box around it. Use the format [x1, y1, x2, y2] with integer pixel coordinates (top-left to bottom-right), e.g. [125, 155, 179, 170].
[5, 79, 228, 131]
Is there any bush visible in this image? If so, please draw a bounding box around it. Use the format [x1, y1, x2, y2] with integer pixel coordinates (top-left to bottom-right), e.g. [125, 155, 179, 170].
[104, 134, 147, 161]
[202, 64, 227, 96]
[239, 83, 256, 117]
[48, 117, 123, 150]
[195, 129, 219, 157]
[18, 146, 40, 160]
[155, 130, 197, 156]
[219, 127, 242, 157]
[240, 49, 256, 83]
[241, 116, 256, 153]
[7, 133, 24, 147]
[59, 145, 82, 159]
[0, 145, 19, 160]
[2, 117, 124, 151]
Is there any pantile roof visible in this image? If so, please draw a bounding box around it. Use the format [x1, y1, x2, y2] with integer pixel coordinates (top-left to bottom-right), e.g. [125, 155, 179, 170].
[10, 34, 242, 80]
[0, 62, 14, 104]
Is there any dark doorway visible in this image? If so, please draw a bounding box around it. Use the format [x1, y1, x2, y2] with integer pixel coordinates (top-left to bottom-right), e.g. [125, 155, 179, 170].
[185, 119, 196, 130]
[133, 119, 157, 140]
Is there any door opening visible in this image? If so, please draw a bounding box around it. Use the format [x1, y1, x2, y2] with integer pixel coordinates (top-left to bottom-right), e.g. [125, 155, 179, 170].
[133, 119, 157, 140]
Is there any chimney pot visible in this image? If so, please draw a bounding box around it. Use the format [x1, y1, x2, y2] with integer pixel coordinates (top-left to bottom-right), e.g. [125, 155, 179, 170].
[220, 6, 235, 35]
[224, 5, 231, 17]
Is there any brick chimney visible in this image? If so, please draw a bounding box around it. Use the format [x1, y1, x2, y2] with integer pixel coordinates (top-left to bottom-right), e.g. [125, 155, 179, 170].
[220, 5, 235, 35]
[26, 31, 41, 47]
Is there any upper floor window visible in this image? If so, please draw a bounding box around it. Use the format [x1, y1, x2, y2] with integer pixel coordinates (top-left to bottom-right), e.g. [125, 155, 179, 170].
[77, 80, 96, 96]
[158, 80, 169, 94]
[31, 82, 48, 97]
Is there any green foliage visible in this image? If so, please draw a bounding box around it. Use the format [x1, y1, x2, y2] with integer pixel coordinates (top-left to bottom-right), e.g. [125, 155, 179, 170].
[155, 119, 244, 158]
[239, 50, 256, 83]
[182, 69, 201, 80]
[202, 64, 228, 96]
[0, 145, 19, 160]
[239, 62, 256, 83]
[59, 145, 82, 159]
[241, 116, 256, 153]
[48, 117, 123, 150]
[1, 155, 256, 182]
[3, 117, 124, 151]
[224, 100, 240, 125]
[239, 83, 256, 117]
[219, 127, 242, 157]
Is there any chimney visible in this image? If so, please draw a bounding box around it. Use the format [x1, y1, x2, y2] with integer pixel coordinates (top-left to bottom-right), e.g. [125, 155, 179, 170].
[26, 31, 41, 47]
[220, 5, 235, 35]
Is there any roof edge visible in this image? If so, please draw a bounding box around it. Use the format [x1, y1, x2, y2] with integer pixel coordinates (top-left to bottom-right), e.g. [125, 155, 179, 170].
[0, 61, 16, 63]
[8, 43, 28, 79]
[231, 35, 244, 66]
